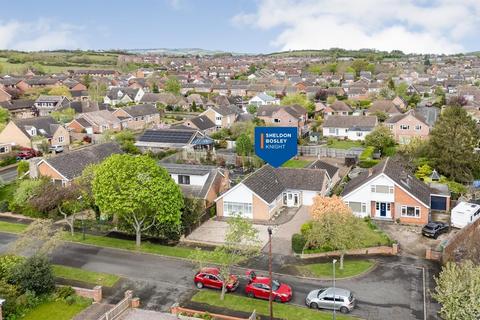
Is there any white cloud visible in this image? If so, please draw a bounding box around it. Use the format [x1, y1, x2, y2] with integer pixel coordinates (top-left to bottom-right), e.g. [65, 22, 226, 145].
[0, 19, 85, 51]
[232, 0, 480, 54]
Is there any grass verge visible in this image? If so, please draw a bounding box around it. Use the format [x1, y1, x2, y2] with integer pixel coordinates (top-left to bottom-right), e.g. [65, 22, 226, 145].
[0, 220, 28, 233]
[20, 296, 91, 320]
[53, 265, 120, 287]
[327, 139, 363, 150]
[191, 290, 353, 320]
[296, 259, 374, 279]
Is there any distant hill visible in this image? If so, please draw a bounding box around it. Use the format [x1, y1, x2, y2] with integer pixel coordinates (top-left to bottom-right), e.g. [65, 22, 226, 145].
[266, 48, 408, 59]
[125, 48, 244, 56]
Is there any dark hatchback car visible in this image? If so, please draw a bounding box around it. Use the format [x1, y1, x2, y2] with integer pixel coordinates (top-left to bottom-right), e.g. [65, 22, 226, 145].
[422, 222, 449, 239]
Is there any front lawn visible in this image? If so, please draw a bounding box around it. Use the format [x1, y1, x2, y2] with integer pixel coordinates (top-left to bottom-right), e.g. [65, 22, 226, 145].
[21, 296, 91, 320]
[282, 159, 312, 168]
[327, 139, 363, 150]
[302, 219, 392, 254]
[191, 291, 353, 320]
[53, 265, 120, 287]
[0, 220, 28, 233]
[296, 259, 374, 279]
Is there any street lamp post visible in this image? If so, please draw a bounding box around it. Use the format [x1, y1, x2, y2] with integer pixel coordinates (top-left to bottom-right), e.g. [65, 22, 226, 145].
[267, 226, 273, 320]
[333, 259, 337, 320]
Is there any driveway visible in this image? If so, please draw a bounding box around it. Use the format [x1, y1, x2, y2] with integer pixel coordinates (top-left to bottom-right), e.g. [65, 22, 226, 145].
[378, 222, 458, 257]
[267, 206, 311, 255]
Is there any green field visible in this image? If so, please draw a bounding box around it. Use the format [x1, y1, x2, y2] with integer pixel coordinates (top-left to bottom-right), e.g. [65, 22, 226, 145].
[21, 297, 91, 320]
[53, 265, 120, 287]
[282, 159, 312, 168]
[191, 291, 353, 320]
[296, 259, 374, 279]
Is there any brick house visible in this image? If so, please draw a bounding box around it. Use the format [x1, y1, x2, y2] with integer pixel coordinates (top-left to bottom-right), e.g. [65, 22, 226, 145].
[257, 104, 309, 137]
[323, 101, 352, 116]
[201, 105, 238, 130]
[384, 109, 430, 144]
[34, 142, 122, 185]
[341, 157, 449, 225]
[0, 116, 70, 150]
[0, 87, 11, 102]
[215, 165, 330, 221]
[67, 110, 122, 134]
[366, 100, 402, 117]
[111, 104, 161, 130]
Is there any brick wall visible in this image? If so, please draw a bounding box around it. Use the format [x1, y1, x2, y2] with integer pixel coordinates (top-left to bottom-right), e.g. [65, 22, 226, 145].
[300, 244, 399, 259]
[442, 217, 480, 264]
[171, 304, 250, 320]
[57, 285, 102, 302]
[394, 185, 429, 225]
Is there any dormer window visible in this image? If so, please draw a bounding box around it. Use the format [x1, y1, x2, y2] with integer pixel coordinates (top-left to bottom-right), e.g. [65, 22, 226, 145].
[28, 127, 37, 136]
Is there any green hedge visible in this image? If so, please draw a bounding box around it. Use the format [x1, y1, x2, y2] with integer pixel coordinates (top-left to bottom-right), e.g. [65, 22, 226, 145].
[292, 233, 307, 254]
[359, 146, 375, 161]
[359, 159, 380, 168]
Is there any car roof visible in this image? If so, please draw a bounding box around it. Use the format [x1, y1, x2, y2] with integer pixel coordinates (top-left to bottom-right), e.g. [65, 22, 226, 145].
[322, 287, 351, 296]
[252, 277, 271, 285]
[199, 267, 219, 275]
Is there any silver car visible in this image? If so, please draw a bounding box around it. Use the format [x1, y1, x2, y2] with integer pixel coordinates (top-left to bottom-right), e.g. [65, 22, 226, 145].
[305, 287, 356, 314]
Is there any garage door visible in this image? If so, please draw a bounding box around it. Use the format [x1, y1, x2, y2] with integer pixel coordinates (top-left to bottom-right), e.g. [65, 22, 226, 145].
[431, 196, 447, 211]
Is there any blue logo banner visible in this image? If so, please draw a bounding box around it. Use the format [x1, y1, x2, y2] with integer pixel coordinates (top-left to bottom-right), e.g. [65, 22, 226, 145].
[254, 127, 298, 167]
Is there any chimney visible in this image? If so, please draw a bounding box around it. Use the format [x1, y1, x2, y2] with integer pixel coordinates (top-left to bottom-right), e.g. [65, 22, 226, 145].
[368, 168, 373, 177]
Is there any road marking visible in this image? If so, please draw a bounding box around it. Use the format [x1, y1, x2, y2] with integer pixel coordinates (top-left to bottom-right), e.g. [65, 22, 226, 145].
[422, 266, 427, 320]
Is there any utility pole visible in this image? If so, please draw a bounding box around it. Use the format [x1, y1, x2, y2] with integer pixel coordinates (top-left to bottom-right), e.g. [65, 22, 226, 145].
[268, 226, 273, 320]
[333, 259, 337, 320]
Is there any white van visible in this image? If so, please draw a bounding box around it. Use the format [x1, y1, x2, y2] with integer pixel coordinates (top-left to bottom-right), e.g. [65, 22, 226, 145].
[451, 201, 480, 229]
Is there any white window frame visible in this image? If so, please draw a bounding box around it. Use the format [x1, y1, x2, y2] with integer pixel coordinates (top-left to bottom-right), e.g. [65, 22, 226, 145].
[400, 124, 409, 130]
[415, 125, 422, 131]
[400, 205, 420, 218]
[58, 136, 64, 143]
[223, 201, 252, 217]
[371, 185, 394, 194]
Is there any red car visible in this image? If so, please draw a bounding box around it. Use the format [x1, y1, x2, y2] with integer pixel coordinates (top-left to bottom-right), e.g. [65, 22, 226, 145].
[245, 270, 292, 303]
[16, 148, 41, 160]
[193, 267, 239, 292]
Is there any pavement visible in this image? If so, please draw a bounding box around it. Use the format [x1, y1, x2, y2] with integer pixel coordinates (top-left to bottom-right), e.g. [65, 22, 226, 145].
[0, 231, 442, 319]
[0, 166, 17, 183]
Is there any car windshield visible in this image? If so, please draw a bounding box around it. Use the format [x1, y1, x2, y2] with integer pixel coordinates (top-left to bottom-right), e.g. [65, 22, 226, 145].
[317, 289, 326, 297]
[272, 280, 280, 291]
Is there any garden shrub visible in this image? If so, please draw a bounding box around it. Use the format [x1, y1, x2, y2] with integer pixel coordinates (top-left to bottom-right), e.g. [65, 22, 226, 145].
[292, 233, 307, 254]
[56, 286, 75, 300]
[0, 279, 21, 317]
[360, 146, 375, 161]
[10, 255, 55, 296]
[358, 159, 380, 168]
[0, 255, 23, 280]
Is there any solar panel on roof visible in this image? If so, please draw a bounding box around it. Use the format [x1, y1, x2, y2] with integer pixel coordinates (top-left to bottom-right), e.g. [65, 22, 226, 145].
[138, 130, 195, 144]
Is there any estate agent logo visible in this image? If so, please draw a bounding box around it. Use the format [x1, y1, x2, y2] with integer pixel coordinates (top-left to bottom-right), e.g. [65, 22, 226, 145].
[254, 126, 298, 167]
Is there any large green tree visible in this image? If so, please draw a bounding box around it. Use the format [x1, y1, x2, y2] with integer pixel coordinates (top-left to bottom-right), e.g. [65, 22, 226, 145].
[235, 133, 253, 156]
[281, 93, 315, 113]
[164, 77, 181, 95]
[93, 154, 184, 247]
[433, 261, 480, 320]
[364, 126, 396, 154]
[428, 106, 480, 182]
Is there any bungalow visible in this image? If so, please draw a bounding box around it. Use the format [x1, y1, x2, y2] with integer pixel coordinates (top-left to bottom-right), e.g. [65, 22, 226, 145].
[323, 101, 352, 116]
[181, 115, 217, 134]
[34, 95, 71, 116]
[161, 163, 230, 206]
[322, 115, 377, 141]
[384, 110, 430, 144]
[248, 92, 279, 106]
[257, 104, 309, 137]
[112, 104, 161, 130]
[33, 142, 122, 185]
[0, 116, 70, 150]
[366, 100, 402, 117]
[215, 165, 330, 221]
[341, 157, 450, 225]
[104, 88, 145, 106]
[0, 100, 35, 119]
[201, 105, 238, 130]
[135, 128, 214, 151]
[67, 110, 122, 134]
[308, 159, 341, 188]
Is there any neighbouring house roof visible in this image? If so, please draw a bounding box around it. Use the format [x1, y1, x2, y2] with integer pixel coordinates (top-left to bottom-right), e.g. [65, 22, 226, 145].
[415, 106, 439, 127]
[106, 88, 139, 100]
[210, 105, 238, 116]
[188, 115, 216, 131]
[118, 104, 159, 118]
[385, 109, 429, 126]
[369, 100, 402, 115]
[160, 163, 223, 199]
[341, 156, 432, 207]
[79, 110, 121, 126]
[0, 99, 34, 111]
[323, 115, 377, 130]
[136, 128, 199, 145]
[254, 92, 276, 102]
[40, 142, 123, 181]
[35, 95, 66, 103]
[329, 101, 353, 112]
[13, 116, 61, 138]
[308, 160, 340, 180]
[257, 104, 306, 119]
[242, 165, 327, 204]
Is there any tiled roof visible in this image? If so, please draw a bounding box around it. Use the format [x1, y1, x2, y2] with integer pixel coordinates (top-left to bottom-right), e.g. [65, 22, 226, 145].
[323, 115, 377, 130]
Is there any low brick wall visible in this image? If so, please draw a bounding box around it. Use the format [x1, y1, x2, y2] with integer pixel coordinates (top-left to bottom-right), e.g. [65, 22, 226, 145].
[425, 247, 443, 261]
[299, 244, 398, 259]
[72, 285, 102, 302]
[442, 217, 480, 264]
[171, 305, 250, 320]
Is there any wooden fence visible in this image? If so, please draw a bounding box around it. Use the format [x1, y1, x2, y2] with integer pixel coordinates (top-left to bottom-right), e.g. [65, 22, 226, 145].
[97, 291, 133, 320]
[183, 205, 214, 237]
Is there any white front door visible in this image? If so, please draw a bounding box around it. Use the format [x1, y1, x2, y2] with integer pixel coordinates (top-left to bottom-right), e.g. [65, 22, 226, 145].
[283, 192, 300, 207]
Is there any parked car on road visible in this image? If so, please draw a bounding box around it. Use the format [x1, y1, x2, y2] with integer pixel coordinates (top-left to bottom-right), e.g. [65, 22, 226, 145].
[245, 270, 292, 303]
[49, 145, 64, 153]
[422, 222, 449, 239]
[193, 267, 239, 292]
[16, 148, 41, 160]
[306, 287, 356, 314]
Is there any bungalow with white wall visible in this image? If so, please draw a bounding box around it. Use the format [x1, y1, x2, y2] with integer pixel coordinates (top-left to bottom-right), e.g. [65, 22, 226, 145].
[322, 115, 377, 141]
[215, 165, 330, 221]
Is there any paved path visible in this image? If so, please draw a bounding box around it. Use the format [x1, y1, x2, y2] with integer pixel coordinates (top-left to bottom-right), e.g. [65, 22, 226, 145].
[0, 232, 440, 319]
[73, 302, 113, 320]
[266, 206, 311, 255]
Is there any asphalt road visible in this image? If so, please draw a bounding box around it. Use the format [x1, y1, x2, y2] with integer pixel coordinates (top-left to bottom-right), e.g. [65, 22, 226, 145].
[0, 166, 17, 182]
[0, 232, 440, 319]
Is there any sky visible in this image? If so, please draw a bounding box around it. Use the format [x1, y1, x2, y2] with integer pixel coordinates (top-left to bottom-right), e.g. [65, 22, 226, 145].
[1, 0, 480, 54]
